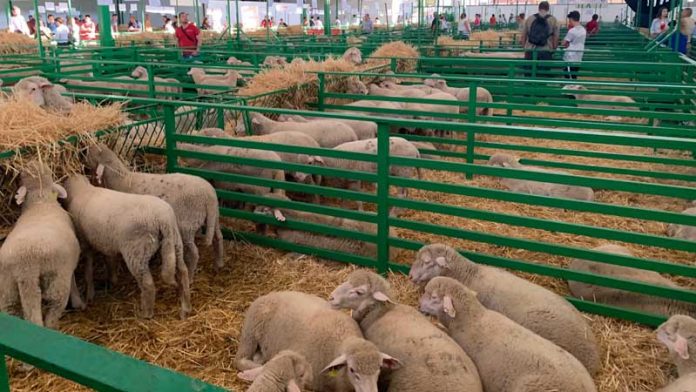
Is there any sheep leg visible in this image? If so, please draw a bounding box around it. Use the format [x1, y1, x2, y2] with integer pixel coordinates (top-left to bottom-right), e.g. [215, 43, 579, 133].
[0, 277, 20, 317]
[176, 255, 192, 320]
[84, 250, 96, 302]
[16, 276, 43, 326]
[213, 224, 225, 269]
[348, 180, 364, 211]
[69, 274, 86, 311]
[123, 255, 157, 319]
[105, 255, 119, 287]
[182, 237, 199, 284]
[43, 270, 73, 329]
[236, 308, 263, 370]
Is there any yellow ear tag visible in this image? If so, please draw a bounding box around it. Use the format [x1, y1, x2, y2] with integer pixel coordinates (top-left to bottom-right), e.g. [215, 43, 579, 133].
[327, 369, 339, 378]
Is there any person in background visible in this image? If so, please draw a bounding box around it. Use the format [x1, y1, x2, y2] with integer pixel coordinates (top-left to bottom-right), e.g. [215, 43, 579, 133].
[674, 8, 694, 54]
[110, 14, 119, 35]
[521, 1, 560, 74]
[315, 17, 324, 29]
[374, 17, 380, 25]
[69, 17, 80, 46]
[509, 12, 515, 26]
[164, 16, 175, 34]
[562, 10, 586, 79]
[9, 6, 31, 36]
[362, 13, 374, 33]
[458, 12, 471, 39]
[431, 12, 439, 31]
[586, 14, 600, 35]
[80, 15, 97, 40]
[175, 12, 201, 59]
[27, 15, 37, 36]
[144, 15, 153, 32]
[440, 14, 449, 32]
[473, 14, 481, 28]
[309, 16, 315, 27]
[47, 14, 57, 35]
[489, 14, 497, 27]
[278, 18, 288, 28]
[614, 15, 620, 24]
[500, 14, 507, 25]
[172, 15, 179, 28]
[270, 17, 275, 27]
[261, 15, 271, 28]
[201, 17, 211, 30]
[54, 17, 70, 46]
[127, 15, 141, 32]
[353, 14, 360, 26]
[302, 16, 309, 26]
[650, 7, 669, 38]
[335, 17, 341, 28]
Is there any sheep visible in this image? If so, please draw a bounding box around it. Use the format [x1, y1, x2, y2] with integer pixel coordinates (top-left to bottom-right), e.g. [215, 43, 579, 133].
[263, 56, 288, 67]
[235, 290, 400, 392]
[177, 142, 286, 197]
[424, 74, 494, 115]
[310, 137, 420, 211]
[344, 77, 369, 95]
[409, 141, 440, 160]
[238, 112, 358, 148]
[656, 373, 696, 392]
[562, 84, 638, 112]
[238, 350, 313, 392]
[187, 67, 240, 96]
[656, 314, 696, 377]
[59, 73, 137, 95]
[0, 162, 81, 328]
[226, 56, 253, 66]
[487, 152, 595, 201]
[13, 76, 74, 113]
[420, 277, 597, 392]
[461, 51, 525, 59]
[130, 65, 182, 98]
[328, 270, 483, 392]
[410, 243, 601, 375]
[667, 207, 696, 241]
[568, 244, 696, 317]
[376, 80, 435, 93]
[85, 143, 224, 283]
[368, 83, 430, 98]
[342, 47, 363, 65]
[277, 114, 377, 140]
[63, 175, 191, 319]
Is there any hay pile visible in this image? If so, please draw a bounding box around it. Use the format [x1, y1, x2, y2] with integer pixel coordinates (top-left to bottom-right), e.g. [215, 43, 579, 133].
[367, 41, 419, 73]
[277, 25, 304, 36]
[0, 32, 38, 55]
[115, 32, 172, 47]
[199, 30, 224, 44]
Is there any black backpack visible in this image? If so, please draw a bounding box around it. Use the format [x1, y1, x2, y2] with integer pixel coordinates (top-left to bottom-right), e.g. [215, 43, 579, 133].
[528, 13, 551, 46]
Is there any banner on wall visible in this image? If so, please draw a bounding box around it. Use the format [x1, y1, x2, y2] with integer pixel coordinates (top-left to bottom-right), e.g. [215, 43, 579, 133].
[149, 0, 162, 7]
[45, 2, 56, 11]
[97, 0, 113, 5]
[241, 5, 260, 27]
[311, 0, 317, 9]
[173, 0, 196, 6]
[130, 4, 138, 12]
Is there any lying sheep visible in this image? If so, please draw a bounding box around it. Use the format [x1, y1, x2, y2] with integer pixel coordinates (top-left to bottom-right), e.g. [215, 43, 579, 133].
[238, 112, 358, 148]
[328, 270, 483, 392]
[424, 74, 494, 115]
[656, 314, 696, 377]
[187, 67, 240, 96]
[368, 83, 430, 98]
[420, 277, 597, 392]
[312, 137, 420, 211]
[236, 290, 399, 392]
[13, 76, 74, 113]
[60, 73, 137, 95]
[562, 85, 638, 112]
[130, 66, 182, 98]
[238, 350, 312, 392]
[226, 56, 253, 66]
[85, 144, 224, 283]
[461, 51, 525, 59]
[0, 162, 81, 328]
[667, 207, 696, 241]
[342, 47, 363, 65]
[410, 243, 601, 375]
[263, 56, 288, 67]
[409, 141, 440, 160]
[568, 244, 695, 317]
[63, 175, 191, 319]
[344, 77, 369, 95]
[487, 152, 595, 201]
[277, 114, 377, 140]
[377, 80, 435, 93]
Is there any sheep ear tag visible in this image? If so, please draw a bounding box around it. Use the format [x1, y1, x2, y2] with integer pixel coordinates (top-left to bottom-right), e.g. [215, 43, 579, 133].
[15, 186, 27, 205]
[322, 354, 347, 377]
[53, 183, 67, 199]
[96, 164, 105, 184]
[675, 334, 690, 360]
[237, 366, 264, 381]
[373, 291, 393, 303]
[443, 295, 456, 318]
[287, 379, 302, 392]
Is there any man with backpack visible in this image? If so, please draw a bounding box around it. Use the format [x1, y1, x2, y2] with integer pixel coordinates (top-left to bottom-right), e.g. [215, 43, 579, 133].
[521, 1, 560, 76]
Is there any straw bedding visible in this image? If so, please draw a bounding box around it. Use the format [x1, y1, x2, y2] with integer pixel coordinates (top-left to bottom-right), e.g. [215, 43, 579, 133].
[367, 41, 419, 73]
[0, 32, 38, 55]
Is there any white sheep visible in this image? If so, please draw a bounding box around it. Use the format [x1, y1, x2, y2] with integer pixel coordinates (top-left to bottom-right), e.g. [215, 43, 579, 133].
[420, 277, 597, 392]
[667, 207, 696, 241]
[568, 244, 695, 317]
[328, 270, 483, 392]
[656, 314, 696, 377]
[377, 80, 435, 93]
[562, 84, 638, 112]
[424, 74, 494, 115]
[238, 350, 312, 392]
[13, 76, 74, 113]
[130, 65, 182, 98]
[344, 77, 369, 95]
[85, 143, 224, 283]
[410, 243, 601, 375]
[59, 73, 138, 96]
[226, 56, 253, 66]
[487, 152, 595, 201]
[263, 56, 288, 67]
[187, 67, 240, 96]
[409, 141, 440, 160]
[63, 175, 191, 319]
[342, 47, 363, 65]
[656, 373, 696, 392]
[368, 83, 430, 98]
[238, 112, 358, 148]
[0, 162, 81, 328]
[277, 114, 377, 140]
[236, 290, 400, 392]
[461, 51, 525, 59]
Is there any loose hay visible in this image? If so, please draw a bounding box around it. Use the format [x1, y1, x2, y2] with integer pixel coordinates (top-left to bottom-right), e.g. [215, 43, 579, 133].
[0, 32, 38, 55]
[367, 41, 419, 73]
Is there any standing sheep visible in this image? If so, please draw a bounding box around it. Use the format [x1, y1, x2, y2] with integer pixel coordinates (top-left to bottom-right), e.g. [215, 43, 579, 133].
[342, 47, 363, 65]
[656, 314, 696, 377]
[263, 56, 288, 67]
[277, 114, 377, 140]
[420, 277, 597, 392]
[187, 67, 240, 96]
[236, 291, 399, 392]
[13, 76, 74, 113]
[667, 207, 696, 241]
[0, 162, 81, 328]
[424, 74, 494, 116]
[130, 66, 182, 98]
[63, 175, 191, 319]
[85, 143, 224, 283]
[238, 112, 358, 148]
[561, 85, 638, 111]
[238, 350, 313, 392]
[328, 270, 483, 392]
[568, 244, 695, 317]
[410, 243, 601, 375]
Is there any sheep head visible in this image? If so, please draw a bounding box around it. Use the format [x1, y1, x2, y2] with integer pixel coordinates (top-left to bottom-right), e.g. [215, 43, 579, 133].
[322, 338, 400, 392]
[226, 56, 242, 65]
[130, 66, 148, 79]
[342, 47, 363, 65]
[423, 74, 446, 90]
[85, 143, 129, 185]
[487, 152, 520, 168]
[238, 350, 312, 392]
[16, 160, 66, 206]
[657, 315, 696, 368]
[345, 78, 368, 95]
[328, 270, 394, 312]
[420, 276, 478, 322]
[410, 243, 460, 285]
[187, 67, 205, 76]
[13, 77, 52, 107]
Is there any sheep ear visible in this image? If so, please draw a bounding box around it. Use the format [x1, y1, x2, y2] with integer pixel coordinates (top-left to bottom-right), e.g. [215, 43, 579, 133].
[53, 183, 67, 199]
[309, 156, 324, 165]
[321, 354, 347, 374]
[372, 291, 393, 303]
[15, 186, 27, 205]
[287, 379, 302, 392]
[435, 256, 447, 267]
[380, 353, 401, 370]
[251, 117, 260, 125]
[237, 366, 264, 381]
[443, 295, 456, 318]
[675, 334, 690, 360]
[39, 82, 54, 90]
[95, 164, 105, 184]
[273, 208, 286, 222]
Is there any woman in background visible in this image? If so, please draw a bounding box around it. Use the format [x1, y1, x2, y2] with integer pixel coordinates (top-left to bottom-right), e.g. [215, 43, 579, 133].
[650, 7, 669, 38]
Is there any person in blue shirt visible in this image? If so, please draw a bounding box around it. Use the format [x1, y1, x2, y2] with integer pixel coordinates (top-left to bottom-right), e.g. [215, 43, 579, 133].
[46, 14, 57, 35]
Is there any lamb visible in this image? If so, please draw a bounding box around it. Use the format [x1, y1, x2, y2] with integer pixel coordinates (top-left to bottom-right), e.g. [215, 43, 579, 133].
[410, 243, 601, 375]
[226, 56, 253, 66]
[656, 314, 696, 376]
[238, 112, 358, 148]
[63, 175, 191, 319]
[238, 350, 313, 392]
[487, 152, 595, 201]
[235, 290, 400, 392]
[130, 65, 182, 98]
[60, 73, 137, 95]
[344, 77, 369, 95]
[562, 84, 638, 112]
[420, 277, 597, 392]
[187, 67, 240, 96]
[13, 76, 74, 113]
[568, 244, 696, 317]
[277, 114, 377, 141]
[368, 83, 430, 98]
[376, 80, 435, 94]
[461, 51, 525, 59]
[328, 270, 483, 392]
[667, 207, 696, 241]
[85, 143, 224, 283]
[0, 162, 81, 328]
[424, 74, 494, 115]
[310, 137, 420, 210]
[263, 56, 288, 67]
[342, 47, 363, 65]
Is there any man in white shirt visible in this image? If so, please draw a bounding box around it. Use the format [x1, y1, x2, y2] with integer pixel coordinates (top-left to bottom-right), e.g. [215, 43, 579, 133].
[562, 10, 586, 79]
[9, 6, 31, 36]
[54, 17, 70, 46]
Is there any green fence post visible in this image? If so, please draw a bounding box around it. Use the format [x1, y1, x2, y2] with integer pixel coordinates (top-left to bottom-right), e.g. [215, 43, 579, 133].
[217, 108, 225, 129]
[99, 5, 114, 47]
[0, 351, 9, 392]
[376, 122, 390, 274]
[466, 81, 478, 180]
[317, 72, 326, 111]
[324, 0, 331, 36]
[164, 105, 177, 174]
[390, 58, 397, 72]
[147, 64, 155, 98]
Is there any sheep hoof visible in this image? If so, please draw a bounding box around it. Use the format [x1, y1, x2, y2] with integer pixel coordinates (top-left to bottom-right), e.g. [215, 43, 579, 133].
[179, 309, 190, 320]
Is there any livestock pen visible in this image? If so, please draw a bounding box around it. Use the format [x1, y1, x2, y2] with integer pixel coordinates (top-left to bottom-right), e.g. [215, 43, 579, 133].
[1, 23, 695, 392]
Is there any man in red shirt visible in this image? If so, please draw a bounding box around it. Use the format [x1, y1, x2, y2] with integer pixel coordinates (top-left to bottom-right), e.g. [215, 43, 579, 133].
[585, 14, 599, 35]
[174, 12, 201, 59]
